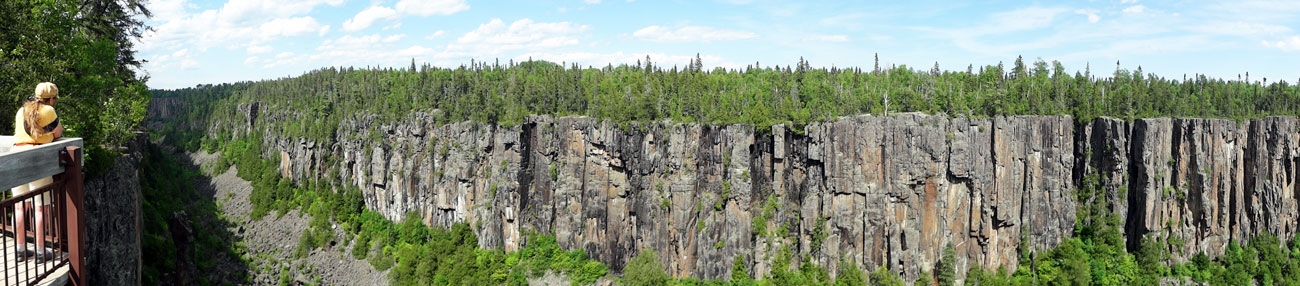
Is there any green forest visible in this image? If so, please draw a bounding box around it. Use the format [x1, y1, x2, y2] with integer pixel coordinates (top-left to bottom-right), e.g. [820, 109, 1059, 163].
[154, 55, 1300, 151]
[1, 0, 152, 175]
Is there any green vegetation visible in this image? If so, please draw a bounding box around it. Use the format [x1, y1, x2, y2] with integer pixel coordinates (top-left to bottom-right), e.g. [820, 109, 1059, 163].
[1, 0, 152, 176]
[953, 170, 1300, 286]
[732, 255, 753, 285]
[377, 219, 609, 286]
[868, 266, 905, 286]
[156, 55, 1300, 151]
[206, 129, 610, 286]
[141, 144, 248, 285]
[752, 195, 779, 237]
[624, 249, 671, 286]
[917, 271, 933, 286]
[811, 216, 829, 252]
[834, 259, 866, 286]
[936, 244, 956, 286]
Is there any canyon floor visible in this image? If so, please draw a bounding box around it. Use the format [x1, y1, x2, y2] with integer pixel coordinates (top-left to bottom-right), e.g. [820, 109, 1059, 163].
[182, 150, 581, 285]
[185, 150, 388, 285]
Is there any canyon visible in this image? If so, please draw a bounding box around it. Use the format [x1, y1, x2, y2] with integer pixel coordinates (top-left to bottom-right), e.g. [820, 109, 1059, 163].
[152, 98, 1300, 282]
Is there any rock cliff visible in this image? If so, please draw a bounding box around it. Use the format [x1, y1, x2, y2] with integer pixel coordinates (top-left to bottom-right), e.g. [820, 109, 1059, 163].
[84, 132, 147, 285]
[176, 100, 1300, 281]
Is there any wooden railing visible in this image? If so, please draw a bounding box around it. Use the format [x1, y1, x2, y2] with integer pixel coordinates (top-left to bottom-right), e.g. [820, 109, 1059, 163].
[0, 137, 84, 286]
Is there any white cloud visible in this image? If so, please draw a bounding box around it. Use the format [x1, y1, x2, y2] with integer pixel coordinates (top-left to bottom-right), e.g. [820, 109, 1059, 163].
[395, 0, 470, 16]
[260, 17, 324, 38]
[1123, 5, 1145, 13]
[136, 0, 345, 75]
[263, 32, 441, 69]
[510, 52, 739, 70]
[180, 58, 200, 69]
[819, 12, 867, 28]
[719, 0, 754, 5]
[913, 6, 1075, 57]
[1121, 0, 1138, 3]
[395, 45, 436, 57]
[343, 6, 399, 32]
[988, 7, 1068, 32]
[1058, 35, 1216, 63]
[443, 18, 590, 56]
[342, 0, 468, 33]
[383, 34, 408, 43]
[243, 56, 260, 65]
[1074, 9, 1100, 23]
[215, 0, 343, 26]
[632, 25, 757, 42]
[425, 30, 447, 40]
[247, 45, 272, 54]
[803, 34, 849, 42]
[148, 0, 192, 23]
[324, 34, 384, 49]
[1262, 36, 1300, 51]
[1193, 22, 1290, 37]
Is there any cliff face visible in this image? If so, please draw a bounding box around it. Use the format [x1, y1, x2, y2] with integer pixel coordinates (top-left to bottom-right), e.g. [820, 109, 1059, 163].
[176, 99, 1300, 280]
[1126, 118, 1300, 261]
[84, 132, 147, 285]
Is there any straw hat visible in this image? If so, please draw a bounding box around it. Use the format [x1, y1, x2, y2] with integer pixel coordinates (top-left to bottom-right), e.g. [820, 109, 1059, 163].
[34, 82, 58, 99]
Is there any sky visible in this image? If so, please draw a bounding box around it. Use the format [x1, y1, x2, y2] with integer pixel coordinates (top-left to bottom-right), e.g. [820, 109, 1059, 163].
[136, 0, 1300, 90]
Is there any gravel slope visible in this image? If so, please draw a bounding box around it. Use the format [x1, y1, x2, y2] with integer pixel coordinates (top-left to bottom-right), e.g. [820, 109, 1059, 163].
[188, 151, 387, 286]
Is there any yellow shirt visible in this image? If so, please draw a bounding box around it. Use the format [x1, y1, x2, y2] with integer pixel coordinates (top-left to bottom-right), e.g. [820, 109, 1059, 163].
[13, 105, 57, 144]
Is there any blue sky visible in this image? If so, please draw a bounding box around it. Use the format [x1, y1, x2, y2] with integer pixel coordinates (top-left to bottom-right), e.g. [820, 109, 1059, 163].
[137, 0, 1300, 89]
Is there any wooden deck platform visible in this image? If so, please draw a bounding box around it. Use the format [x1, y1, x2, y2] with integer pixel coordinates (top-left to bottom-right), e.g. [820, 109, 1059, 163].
[1, 237, 67, 286]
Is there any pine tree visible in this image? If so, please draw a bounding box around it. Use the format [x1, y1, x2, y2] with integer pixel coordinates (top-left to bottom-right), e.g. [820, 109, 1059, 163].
[936, 244, 956, 286]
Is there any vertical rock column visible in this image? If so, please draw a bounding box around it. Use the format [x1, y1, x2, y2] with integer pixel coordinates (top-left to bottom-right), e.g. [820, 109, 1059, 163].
[1244, 117, 1300, 246]
[1076, 117, 1131, 226]
[948, 117, 996, 272]
[1131, 118, 1250, 261]
[992, 116, 1076, 264]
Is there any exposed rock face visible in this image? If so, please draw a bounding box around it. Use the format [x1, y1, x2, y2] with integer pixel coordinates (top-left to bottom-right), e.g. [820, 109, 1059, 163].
[1077, 117, 1130, 227]
[1126, 118, 1300, 261]
[173, 99, 1300, 281]
[85, 132, 147, 286]
[1244, 117, 1300, 248]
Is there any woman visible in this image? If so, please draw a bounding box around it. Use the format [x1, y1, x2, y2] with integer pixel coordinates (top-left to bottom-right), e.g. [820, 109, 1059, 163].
[11, 82, 62, 262]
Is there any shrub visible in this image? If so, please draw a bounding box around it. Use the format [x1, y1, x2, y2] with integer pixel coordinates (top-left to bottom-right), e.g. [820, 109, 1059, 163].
[624, 249, 670, 286]
[835, 259, 866, 286]
[869, 267, 904, 286]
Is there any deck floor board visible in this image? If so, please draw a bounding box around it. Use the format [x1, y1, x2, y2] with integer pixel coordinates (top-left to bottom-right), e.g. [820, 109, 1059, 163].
[0, 236, 67, 286]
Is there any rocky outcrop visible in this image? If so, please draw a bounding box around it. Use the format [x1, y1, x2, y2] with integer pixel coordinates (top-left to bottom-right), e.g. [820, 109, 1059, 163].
[233, 112, 1083, 280]
[85, 132, 147, 286]
[1077, 117, 1130, 227]
[174, 98, 1300, 281]
[1125, 117, 1300, 261]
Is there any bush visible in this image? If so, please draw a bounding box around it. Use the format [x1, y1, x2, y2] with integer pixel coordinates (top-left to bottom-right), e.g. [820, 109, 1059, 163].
[869, 267, 904, 286]
[624, 249, 670, 286]
[731, 255, 752, 284]
[835, 259, 866, 286]
[294, 230, 316, 258]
